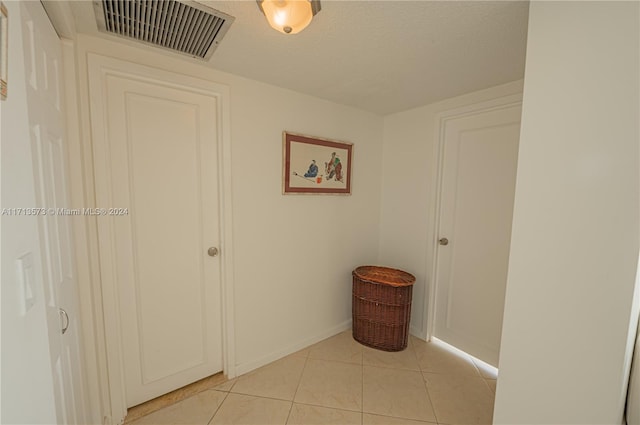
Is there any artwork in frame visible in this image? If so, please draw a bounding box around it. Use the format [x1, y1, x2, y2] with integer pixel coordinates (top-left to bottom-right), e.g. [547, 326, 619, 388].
[283, 131, 353, 195]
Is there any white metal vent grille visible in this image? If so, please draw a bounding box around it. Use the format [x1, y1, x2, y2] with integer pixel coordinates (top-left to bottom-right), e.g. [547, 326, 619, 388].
[94, 0, 234, 60]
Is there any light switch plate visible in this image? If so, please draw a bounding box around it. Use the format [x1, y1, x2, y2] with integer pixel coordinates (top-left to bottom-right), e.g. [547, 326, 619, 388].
[16, 252, 36, 315]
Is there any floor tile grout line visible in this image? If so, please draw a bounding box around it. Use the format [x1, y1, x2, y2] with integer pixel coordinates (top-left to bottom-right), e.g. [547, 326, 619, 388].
[283, 400, 294, 425]
[224, 389, 298, 403]
[412, 339, 441, 425]
[307, 358, 363, 366]
[361, 368, 439, 424]
[421, 373, 440, 425]
[222, 390, 305, 405]
[421, 371, 497, 424]
[418, 369, 486, 376]
[309, 352, 423, 371]
[285, 400, 363, 414]
[216, 377, 238, 393]
[363, 411, 439, 424]
[226, 378, 237, 392]
[363, 364, 422, 371]
[286, 350, 311, 423]
[288, 399, 368, 421]
[306, 356, 364, 367]
[206, 390, 229, 425]
[409, 337, 422, 368]
[293, 400, 366, 413]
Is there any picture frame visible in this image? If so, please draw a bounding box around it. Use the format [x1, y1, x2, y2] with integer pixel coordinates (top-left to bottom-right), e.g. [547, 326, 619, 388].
[283, 131, 353, 195]
[0, 2, 7, 100]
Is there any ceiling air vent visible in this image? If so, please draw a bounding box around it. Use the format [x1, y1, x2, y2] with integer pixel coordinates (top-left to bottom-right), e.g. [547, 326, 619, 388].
[93, 0, 234, 61]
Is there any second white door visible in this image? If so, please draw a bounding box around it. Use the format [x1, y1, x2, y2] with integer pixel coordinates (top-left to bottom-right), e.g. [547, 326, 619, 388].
[434, 103, 521, 367]
[93, 66, 223, 407]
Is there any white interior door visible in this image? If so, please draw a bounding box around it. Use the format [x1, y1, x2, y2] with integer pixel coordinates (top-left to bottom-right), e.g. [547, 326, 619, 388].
[91, 66, 223, 407]
[20, 1, 88, 423]
[434, 104, 521, 367]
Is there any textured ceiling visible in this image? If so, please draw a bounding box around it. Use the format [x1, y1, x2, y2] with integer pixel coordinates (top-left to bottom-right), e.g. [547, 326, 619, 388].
[70, 1, 529, 115]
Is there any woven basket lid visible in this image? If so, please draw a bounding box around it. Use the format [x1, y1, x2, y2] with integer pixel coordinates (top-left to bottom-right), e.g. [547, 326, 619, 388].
[352, 265, 415, 287]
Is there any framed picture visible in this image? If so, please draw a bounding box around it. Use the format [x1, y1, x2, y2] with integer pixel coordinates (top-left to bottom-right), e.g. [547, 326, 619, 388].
[283, 131, 353, 195]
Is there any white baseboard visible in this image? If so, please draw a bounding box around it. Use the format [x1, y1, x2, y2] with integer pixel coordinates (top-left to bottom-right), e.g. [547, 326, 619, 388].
[234, 320, 353, 376]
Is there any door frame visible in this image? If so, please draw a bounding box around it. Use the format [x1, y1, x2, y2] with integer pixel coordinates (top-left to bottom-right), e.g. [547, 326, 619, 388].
[86, 53, 236, 422]
[424, 93, 523, 342]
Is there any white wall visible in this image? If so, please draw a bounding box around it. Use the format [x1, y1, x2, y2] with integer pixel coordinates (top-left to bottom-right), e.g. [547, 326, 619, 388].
[494, 2, 640, 424]
[379, 80, 523, 338]
[71, 34, 383, 379]
[228, 73, 384, 371]
[0, 2, 58, 423]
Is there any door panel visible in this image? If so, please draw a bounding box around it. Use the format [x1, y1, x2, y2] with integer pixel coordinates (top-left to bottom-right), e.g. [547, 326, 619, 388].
[102, 74, 222, 407]
[435, 105, 521, 367]
[20, 2, 87, 423]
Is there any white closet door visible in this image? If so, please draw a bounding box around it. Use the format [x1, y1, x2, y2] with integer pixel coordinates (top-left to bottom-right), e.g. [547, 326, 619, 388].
[92, 67, 224, 407]
[434, 104, 521, 367]
[20, 1, 88, 422]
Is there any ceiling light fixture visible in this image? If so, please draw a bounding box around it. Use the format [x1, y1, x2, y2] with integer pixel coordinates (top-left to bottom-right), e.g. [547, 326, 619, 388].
[257, 0, 321, 35]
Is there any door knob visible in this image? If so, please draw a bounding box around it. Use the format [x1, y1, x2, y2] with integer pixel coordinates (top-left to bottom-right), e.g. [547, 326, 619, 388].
[207, 247, 219, 257]
[439, 238, 449, 246]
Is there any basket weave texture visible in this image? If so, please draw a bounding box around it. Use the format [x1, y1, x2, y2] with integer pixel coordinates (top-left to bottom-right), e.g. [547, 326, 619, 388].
[352, 266, 415, 352]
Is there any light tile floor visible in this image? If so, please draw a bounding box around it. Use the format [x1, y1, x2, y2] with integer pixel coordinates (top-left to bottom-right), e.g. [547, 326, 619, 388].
[127, 332, 497, 425]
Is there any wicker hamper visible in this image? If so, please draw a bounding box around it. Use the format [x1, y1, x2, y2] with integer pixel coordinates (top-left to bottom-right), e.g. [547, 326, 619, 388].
[352, 265, 416, 351]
